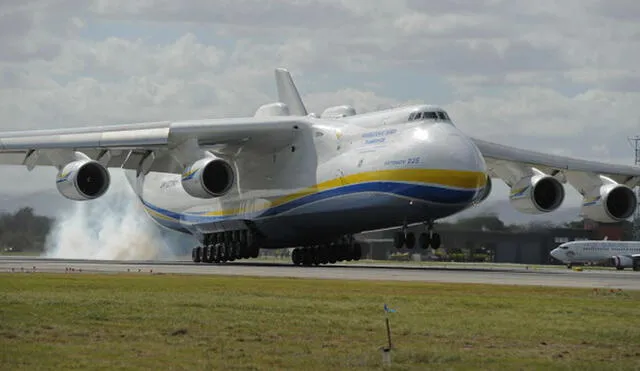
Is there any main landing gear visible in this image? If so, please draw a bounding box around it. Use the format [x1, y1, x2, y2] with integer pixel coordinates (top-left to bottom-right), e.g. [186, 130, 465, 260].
[191, 230, 260, 264]
[291, 235, 363, 266]
[393, 221, 441, 250]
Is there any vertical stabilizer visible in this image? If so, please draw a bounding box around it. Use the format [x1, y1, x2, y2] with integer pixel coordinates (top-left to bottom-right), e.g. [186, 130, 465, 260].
[275, 68, 308, 116]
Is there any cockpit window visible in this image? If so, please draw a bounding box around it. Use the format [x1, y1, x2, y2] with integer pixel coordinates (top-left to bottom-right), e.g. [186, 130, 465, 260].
[560, 245, 568, 249]
[409, 110, 450, 121]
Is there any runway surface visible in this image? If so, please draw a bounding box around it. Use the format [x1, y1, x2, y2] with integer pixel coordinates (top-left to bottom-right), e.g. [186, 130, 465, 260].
[3, 256, 640, 290]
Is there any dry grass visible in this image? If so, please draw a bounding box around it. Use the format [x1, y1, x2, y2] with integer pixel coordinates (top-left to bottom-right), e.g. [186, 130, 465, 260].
[1, 272, 640, 370]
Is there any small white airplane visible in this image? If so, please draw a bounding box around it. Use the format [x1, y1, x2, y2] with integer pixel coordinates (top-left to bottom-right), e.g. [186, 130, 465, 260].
[1, 68, 640, 266]
[550, 240, 640, 271]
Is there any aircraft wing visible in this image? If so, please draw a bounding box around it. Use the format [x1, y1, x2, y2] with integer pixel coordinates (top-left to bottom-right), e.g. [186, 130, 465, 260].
[0, 116, 309, 174]
[472, 137, 640, 192]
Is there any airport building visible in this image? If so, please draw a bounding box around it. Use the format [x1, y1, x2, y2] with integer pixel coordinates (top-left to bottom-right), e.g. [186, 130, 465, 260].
[358, 221, 625, 265]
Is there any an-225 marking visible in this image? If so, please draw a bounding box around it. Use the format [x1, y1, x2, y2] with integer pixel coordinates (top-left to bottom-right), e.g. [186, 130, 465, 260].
[384, 157, 421, 166]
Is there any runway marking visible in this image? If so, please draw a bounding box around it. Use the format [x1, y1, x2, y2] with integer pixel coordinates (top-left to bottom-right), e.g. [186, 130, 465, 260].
[2, 256, 640, 290]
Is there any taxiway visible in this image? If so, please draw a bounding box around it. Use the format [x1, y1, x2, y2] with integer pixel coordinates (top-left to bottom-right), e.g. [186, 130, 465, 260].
[2, 256, 639, 290]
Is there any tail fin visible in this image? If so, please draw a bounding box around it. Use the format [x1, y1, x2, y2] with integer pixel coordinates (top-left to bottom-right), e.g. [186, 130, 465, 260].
[275, 68, 308, 116]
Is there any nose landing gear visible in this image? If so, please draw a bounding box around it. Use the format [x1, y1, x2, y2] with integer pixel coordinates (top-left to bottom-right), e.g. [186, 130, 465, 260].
[393, 221, 441, 250]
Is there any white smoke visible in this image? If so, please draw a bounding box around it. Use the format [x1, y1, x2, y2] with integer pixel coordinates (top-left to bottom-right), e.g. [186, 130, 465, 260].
[43, 170, 192, 260]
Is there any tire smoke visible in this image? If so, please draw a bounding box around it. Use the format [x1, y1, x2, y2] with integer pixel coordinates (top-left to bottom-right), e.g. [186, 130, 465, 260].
[43, 170, 193, 260]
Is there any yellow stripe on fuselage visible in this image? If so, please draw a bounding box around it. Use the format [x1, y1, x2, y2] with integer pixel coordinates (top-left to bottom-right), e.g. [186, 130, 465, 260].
[145, 207, 178, 222]
[195, 168, 486, 217]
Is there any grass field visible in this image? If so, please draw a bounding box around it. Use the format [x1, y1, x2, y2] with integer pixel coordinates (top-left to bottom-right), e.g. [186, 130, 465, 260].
[2, 273, 640, 370]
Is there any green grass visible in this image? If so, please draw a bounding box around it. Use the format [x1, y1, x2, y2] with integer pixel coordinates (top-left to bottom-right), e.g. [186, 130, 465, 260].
[1, 273, 640, 370]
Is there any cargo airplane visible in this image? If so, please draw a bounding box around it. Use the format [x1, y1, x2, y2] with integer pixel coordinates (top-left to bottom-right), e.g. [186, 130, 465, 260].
[1, 68, 640, 266]
[551, 240, 640, 271]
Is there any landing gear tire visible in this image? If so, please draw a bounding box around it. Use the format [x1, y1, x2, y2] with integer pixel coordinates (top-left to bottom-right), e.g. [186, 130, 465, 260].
[405, 232, 416, 249]
[290, 236, 363, 266]
[192, 246, 201, 263]
[213, 245, 221, 263]
[394, 232, 405, 249]
[292, 249, 301, 265]
[418, 233, 430, 250]
[251, 245, 260, 259]
[203, 245, 211, 263]
[430, 233, 441, 250]
[353, 243, 362, 261]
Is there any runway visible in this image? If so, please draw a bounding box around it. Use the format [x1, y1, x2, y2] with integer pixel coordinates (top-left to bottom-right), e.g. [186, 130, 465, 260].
[3, 256, 640, 290]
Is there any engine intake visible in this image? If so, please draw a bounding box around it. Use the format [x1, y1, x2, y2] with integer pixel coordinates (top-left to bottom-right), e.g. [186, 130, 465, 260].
[56, 160, 110, 201]
[581, 183, 637, 223]
[181, 156, 235, 199]
[509, 173, 565, 214]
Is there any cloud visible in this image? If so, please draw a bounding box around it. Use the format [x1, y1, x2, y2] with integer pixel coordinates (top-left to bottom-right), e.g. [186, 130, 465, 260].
[0, 0, 639, 210]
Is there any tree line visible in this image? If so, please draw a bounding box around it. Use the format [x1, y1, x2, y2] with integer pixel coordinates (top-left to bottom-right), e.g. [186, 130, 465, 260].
[0, 207, 635, 253]
[435, 213, 634, 239]
[0, 207, 54, 253]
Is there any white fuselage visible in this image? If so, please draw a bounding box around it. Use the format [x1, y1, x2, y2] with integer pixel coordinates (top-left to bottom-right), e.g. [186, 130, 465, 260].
[127, 105, 488, 247]
[550, 240, 640, 264]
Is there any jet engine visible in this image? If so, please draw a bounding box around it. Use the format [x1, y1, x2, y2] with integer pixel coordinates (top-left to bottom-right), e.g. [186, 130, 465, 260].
[320, 105, 356, 119]
[181, 155, 235, 199]
[580, 183, 637, 223]
[611, 255, 634, 269]
[509, 173, 565, 214]
[56, 159, 111, 201]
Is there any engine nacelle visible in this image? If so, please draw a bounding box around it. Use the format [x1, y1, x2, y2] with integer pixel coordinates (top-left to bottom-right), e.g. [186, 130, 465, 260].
[611, 255, 634, 268]
[254, 102, 290, 117]
[509, 173, 565, 214]
[320, 105, 356, 119]
[580, 183, 637, 223]
[56, 160, 110, 201]
[181, 156, 235, 199]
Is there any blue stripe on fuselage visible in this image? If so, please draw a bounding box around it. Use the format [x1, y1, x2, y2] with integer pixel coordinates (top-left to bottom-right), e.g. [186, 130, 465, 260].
[140, 181, 479, 226]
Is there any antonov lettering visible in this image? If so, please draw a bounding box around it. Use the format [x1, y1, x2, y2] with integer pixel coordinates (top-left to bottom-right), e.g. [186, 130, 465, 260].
[361, 129, 397, 139]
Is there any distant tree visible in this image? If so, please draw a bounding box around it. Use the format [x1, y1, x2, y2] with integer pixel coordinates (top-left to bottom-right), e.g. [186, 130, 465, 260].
[526, 220, 561, 231]
[454, 214, 506, 231]
[0, 207, 53, 252]
[562, 220, 585, 229]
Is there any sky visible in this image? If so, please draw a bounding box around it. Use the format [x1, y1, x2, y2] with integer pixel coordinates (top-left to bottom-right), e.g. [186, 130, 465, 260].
[0, 0, 639, 212]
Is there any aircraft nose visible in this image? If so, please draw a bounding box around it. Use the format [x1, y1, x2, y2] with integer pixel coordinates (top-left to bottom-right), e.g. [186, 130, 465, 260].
[550, 248, 562, 261]
[416, 124, 484, 169]
[414, 123, 488, 195]
[439, 126, 488, 176]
